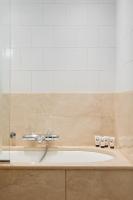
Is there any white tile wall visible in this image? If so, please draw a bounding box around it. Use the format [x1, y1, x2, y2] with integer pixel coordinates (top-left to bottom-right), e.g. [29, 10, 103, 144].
[10, 0, 116, 93]
[116, 0, 133, 91]
[0, 0, 10, 93]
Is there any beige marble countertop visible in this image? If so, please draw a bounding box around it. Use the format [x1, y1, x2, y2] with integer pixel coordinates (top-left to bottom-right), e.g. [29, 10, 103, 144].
[0, 146, 133, 169]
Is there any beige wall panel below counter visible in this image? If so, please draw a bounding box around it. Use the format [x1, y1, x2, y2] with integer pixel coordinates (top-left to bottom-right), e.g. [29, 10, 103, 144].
[66, 169, 133, 200]
[0, 169, 65, 200]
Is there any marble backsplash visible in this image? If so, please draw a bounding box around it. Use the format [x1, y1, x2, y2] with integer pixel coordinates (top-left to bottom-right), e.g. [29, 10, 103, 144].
[10, 93, 115, 147]
[0, 92, 133, 148]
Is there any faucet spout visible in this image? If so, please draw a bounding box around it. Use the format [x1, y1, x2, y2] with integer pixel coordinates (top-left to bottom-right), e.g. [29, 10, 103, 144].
[22, 134, 39, 141]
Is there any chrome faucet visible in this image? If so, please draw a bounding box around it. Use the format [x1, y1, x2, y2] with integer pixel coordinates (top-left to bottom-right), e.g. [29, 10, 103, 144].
[21, 131, 60, 162]
[22, 131, 60, 143]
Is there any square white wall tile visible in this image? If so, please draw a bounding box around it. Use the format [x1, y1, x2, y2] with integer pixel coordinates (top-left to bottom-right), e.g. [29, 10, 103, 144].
[11, 27, 31, 47]
[32, 71, 54, 92]
[11, 70, 31, 93]
[98, 26, 115, 47]
[77, 28, 98, 47]
[31, 27, 54, 47]
[99, 70, 115, 91]
[11, 4, 43, 26]
[42, 5, 68, 26]
[21, 48, 43, 66]
[43, 48, 87, 68]
[116, 62, 133, 91]
[87, 4, 115, 26]
[87, 48, 115, 67]
[66, 5, 87, 26]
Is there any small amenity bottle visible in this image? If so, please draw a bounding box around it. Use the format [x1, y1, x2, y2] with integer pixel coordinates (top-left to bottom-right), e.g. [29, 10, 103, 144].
[95, 136, 101, 147]
[100, 137, 105, 148]
[103, 136, 109, 147]
[109, 137, 115, 149]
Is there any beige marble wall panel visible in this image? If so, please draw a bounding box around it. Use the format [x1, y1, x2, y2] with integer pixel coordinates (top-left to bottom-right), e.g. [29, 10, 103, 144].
[0, 169, 65, 200]
[66, 169, 133, 200]
[10, 93, 115, 146]
[115, 91, 133, 147]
